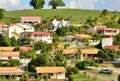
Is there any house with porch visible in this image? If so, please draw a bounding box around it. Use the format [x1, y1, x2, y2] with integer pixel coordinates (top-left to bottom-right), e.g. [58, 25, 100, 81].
[21, 16, 41, 24]
[20, 31, 52, 43]
[87, 26, 119, 37]
[2, 23, 34, 39]
[63, 48, 99, 61]
[35, 67, 66, 79]
[0, 51, 20, 61]
[0, 67, 24, 80]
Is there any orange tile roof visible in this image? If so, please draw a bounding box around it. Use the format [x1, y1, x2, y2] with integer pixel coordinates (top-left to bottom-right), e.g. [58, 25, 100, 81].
[0, 22, 7, 26]
[0, 67, 24, 75]
[21, 16, 41, 22]
[63, 49, 77, 54]
[71, 34, 92, 39]
[105, 45, 119, 50]
[0, 51, 20, 56]
[29, 32, 51, 35]
[63, 48, 99, 55]
[81, 48, 99, 54]
[0, 47, 15, 51]
[36, 67, 65, 73]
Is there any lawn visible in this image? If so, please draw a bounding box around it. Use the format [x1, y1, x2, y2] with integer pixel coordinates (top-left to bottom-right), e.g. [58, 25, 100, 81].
[1, 9, 120, 24]
[71, 73, 103, 81]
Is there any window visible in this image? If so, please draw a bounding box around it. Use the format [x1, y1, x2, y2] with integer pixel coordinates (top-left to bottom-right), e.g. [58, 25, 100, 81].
[34, 35, 37, 37]
[8, 56, 11, 59]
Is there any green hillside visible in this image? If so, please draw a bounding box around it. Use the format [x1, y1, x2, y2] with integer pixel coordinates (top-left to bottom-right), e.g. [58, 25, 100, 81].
[1, 9, 120, 24]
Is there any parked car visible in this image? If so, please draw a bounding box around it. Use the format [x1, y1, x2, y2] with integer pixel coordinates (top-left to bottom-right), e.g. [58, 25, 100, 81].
[99, 68, 113, 74]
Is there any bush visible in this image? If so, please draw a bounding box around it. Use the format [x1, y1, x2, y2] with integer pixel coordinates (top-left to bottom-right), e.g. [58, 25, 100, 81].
[68, 75, 74, 81]
[75, 60, 98, 70]
[66, 66, 79, 77]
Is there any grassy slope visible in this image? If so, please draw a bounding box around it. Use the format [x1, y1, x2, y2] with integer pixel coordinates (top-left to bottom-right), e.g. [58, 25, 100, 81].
[1, 9, 120, 24]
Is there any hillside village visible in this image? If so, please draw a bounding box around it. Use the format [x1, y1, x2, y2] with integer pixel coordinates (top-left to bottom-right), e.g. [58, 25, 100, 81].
[0, 9, 120, 81]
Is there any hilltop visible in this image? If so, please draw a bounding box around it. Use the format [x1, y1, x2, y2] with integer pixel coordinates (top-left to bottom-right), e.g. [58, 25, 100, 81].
[1, 9, 120, 24]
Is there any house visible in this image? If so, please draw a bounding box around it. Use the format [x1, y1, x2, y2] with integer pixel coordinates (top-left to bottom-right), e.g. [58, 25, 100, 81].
[81, 48, 99, 60]
[21, 16, 41, 24]
[87, 26, 119, 37]
[20, 31, 52, 43]
[63, 48, 99, 61]
[97, 27, 119, 37]
[49, 18, 70, 31]
[87, 26, 107, 33]
[101, 38, 113, 48]
[35, 67, 66, 79]
[0, 67, 24, 80]
[0, 22, 8, 34]
[0, 51, 20, 61]
[2, 23, 34, 39]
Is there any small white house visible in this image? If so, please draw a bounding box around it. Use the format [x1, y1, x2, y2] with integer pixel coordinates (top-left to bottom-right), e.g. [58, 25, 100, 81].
[35, 67, 66, 79]
[3, 23, 34, 39]
[101, 38, 113, 48]
[20, 31, 52, 44]
[49, 18, 71, 31]
[0, 22, 8, 34]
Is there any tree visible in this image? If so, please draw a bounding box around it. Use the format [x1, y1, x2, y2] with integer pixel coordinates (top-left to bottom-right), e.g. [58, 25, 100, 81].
[49, 0, 65, 9]
[66, 66, 79, 77]
[34, 41, 50, 53]
[114, 33, 120, 45]
[0, 35, 11, 46]
[0, 8, 4, 19]
[75, 61, 98, 70]
[97, 48, 117, 61]
[100, 9, 110, 19]
[7, 59, 20, 67]
[30, 0, 45, 9]
[10, 36, 18, 46]
[43, 74, 48, 81]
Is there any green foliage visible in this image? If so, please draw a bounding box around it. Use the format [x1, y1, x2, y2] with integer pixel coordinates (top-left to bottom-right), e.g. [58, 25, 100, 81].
[0, 35, 11, 46]
[97, 48, 117, 60]
[66, 66, 79, 77]
[7, 59, 20, 66]
[118, 74, 120, 81]
[75, 60, 98, 70]
[20, 50, 36, 59]
[21, 35, 31, 45]
[43, 74, 49, 81]
[0, 9, 4, 19]
[49, 0, 65, 9]
[30, 0, 45, 9]
[34, 41, 50, 53]
[68, 75, 74, 81]
[56, 26, 69, 36]
[55, 52, 67, 66]
[13, 45, 20, 51]
[28, 53, 54, 72]
[10, 36, 18, 46]
[114, 33, 120, 45]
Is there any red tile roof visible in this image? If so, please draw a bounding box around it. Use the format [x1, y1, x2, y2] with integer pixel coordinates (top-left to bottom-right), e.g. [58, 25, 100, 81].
[29, 32, 51, 35]
[0, 22, 7, 27]
[20, 46, 32, 51]
[98, 27, 119, 31]
[21, 16, 41, 22]
[105, 45, 119, 50]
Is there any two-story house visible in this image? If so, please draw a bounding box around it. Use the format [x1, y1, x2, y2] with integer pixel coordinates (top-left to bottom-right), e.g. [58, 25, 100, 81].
[20, 31, 52, 43]
[2, 23, 34, 39]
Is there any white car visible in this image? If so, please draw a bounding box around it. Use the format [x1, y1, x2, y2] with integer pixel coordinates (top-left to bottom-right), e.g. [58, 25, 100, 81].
[99, 68, 113, 74]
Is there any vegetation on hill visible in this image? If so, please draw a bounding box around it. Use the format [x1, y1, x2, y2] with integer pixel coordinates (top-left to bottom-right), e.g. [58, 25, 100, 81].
[1, 9, 120, 25]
